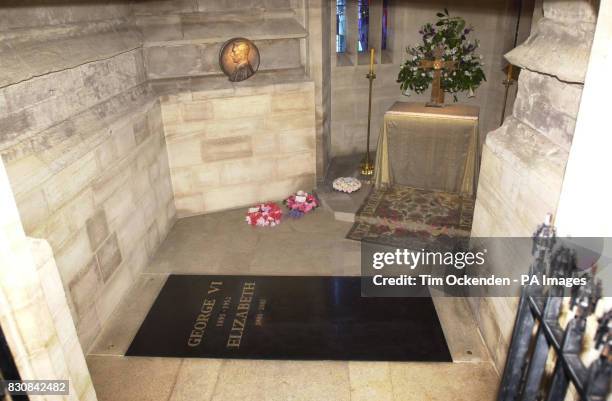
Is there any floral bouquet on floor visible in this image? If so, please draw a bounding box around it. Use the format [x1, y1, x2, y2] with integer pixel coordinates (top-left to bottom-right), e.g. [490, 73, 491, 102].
[245, 202, 282, 227]
[284, 190, 319, 218]
[332, 177, 362, 193]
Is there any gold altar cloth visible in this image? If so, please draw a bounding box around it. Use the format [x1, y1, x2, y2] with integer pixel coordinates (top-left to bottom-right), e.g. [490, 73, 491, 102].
[374, 102, 480, 196]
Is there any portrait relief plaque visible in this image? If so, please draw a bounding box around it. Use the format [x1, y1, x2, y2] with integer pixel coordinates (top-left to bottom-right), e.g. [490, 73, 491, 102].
[219, 38, 260, 82]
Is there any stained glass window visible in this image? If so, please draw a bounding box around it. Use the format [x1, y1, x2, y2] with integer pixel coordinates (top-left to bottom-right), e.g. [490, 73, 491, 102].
[336, 0, 384, 55]
[357, 0, 369, 52]
[382, 0, 389, 50]
[336, 0, 347, 53]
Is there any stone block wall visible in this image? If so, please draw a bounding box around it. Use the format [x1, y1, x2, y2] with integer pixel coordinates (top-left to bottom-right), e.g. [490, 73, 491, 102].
[306, 0, 333, 179]
[469, 0, 597, 373]
[0, 4, 175, 353]
[0, 160, 96, 401]
[0, 0, 320, 356]
[161, 81, 317, 217]
[135, 0, 308, 81]
[1, 0, 314, 357]
[2, 90, 175, 352]
[0, 1, 139, 89]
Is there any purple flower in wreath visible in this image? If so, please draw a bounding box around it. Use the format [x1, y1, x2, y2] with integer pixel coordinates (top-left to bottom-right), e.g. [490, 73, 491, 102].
[288, 209, 304, 218]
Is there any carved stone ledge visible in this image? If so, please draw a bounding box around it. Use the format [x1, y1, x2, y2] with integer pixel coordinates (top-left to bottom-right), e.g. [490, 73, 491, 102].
[0, 21, 142, 88]
[486, 116, 567, 185]
[506, 17, 595, 83]
[512, 69, 583, 151]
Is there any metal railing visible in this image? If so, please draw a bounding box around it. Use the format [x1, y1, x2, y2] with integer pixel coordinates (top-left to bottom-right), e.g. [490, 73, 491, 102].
[498, 218, 611, 401]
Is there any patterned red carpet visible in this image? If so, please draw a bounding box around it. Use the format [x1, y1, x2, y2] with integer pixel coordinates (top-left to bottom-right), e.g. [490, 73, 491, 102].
[346, 185, 474, 250]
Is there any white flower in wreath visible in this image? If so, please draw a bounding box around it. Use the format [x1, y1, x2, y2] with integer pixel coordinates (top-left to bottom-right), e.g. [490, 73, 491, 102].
[464, 70, 471, 76]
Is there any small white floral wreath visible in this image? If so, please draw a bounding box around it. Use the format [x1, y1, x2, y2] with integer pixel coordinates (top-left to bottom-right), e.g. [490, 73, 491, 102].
[332, 177, 362, 194]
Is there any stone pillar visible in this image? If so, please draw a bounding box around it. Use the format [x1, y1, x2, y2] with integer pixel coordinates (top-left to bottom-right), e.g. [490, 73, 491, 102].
[307, 0, 332, 179]
[556, 0, 612, 237]
[469, 0, 598, 373]
[0, 159, 97, 401]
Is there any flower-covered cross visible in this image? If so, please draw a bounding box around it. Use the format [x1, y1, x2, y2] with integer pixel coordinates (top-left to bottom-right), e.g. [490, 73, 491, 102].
[397, 9, 486, 103]
[419, 46, 457, 107]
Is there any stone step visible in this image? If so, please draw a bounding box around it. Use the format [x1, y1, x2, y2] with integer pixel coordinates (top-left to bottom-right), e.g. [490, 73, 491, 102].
[133, 0, 294, 16]
[316, 154, 373, 223]
[140, 14, 306, 45]
[0, 20, 140, 88]
[150, 68, 311, 97]
[144, 36, 304, 80]
[139, 10, 307, 80]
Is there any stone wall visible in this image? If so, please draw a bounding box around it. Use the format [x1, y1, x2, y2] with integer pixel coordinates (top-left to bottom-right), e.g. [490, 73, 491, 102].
[130, 0, 319, 212]
[330, 0, 523, 157]
[307, 0, 333, 179]
[0, 159, 97, 401]
[0, 0, 322, 358]
[0, 1, 139, 89]
[0, 4, 175, 352]
[556, 0, 612, 237]
[134, 0, 307, 80]
[469, 0, 598, 373]
[159, 80, 316, 217]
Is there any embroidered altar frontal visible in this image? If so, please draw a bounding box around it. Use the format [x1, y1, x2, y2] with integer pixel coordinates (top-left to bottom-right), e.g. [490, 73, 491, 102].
[127, 275, 451, 362]
[374, 102, 480, 196]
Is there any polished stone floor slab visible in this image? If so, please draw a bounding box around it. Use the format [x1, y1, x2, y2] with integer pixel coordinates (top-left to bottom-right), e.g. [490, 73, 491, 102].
[127, 275, 451, 362]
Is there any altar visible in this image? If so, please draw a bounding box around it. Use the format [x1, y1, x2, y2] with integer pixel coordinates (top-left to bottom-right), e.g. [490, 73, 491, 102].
[374, 102, 480, 196]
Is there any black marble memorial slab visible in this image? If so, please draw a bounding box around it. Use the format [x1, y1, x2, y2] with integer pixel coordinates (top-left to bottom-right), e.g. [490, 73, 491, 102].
[127, 275, 451, 361]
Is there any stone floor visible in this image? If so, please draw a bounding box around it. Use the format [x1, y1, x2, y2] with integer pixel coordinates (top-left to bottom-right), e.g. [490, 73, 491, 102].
[87, 207, 500, 401]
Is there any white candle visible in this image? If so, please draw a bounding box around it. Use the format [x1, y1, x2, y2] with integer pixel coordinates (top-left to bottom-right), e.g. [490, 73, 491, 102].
[370, 48, 375, 73]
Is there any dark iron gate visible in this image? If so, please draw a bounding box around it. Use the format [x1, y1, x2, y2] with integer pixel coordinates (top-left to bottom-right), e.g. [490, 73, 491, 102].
[0, 324, 28, 401]
[498, 218, 611, 401]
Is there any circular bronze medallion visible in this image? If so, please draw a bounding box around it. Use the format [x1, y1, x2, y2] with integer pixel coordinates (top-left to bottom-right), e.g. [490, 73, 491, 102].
[219, 38, 260, 82]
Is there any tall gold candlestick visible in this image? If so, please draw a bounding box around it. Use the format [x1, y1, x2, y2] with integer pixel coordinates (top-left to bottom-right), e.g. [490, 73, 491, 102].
[500, 64, 518, 125]
[361, 48, 376, 176]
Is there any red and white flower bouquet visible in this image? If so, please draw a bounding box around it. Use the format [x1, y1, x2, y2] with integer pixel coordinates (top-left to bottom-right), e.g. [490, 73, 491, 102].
[284, 190, 319, 218]
[245, 202, 282, 227]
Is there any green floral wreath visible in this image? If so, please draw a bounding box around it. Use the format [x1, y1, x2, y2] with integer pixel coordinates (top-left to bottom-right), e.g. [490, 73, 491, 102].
[397, 9, 486, 102]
